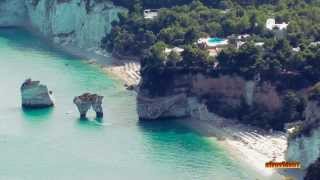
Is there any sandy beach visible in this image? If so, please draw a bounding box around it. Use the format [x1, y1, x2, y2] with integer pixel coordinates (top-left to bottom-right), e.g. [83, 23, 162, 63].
[102, 60, 141, 87]
[48, 41, 142, 89]
[176, 102, 291, 180]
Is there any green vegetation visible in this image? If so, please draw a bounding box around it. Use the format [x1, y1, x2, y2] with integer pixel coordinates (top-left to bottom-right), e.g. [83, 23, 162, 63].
[105, 0, 320, 58]
[104, 0, 320, 130]
[104, 0, 320, 85]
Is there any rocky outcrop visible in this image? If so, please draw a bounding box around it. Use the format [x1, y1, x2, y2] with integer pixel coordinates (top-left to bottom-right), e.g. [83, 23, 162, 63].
[73, 93, 103, 118]
[0, 0, 125, 49]
[286, 125, 320, 169]
[0, 0, 27, 26]
[91, 94, 104, 118]
[286, 98, 320, 169]
[304, 157, 320, 180]
[137, 66, 283, 121]
[20, 78, 54, 108]
[137, 93, 189, 120]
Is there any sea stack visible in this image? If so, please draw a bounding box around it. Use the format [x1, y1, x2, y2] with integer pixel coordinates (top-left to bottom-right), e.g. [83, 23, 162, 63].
[20, 78, 54, 108]
[91, 94, 104, 118]
[73, 93, 104, 119]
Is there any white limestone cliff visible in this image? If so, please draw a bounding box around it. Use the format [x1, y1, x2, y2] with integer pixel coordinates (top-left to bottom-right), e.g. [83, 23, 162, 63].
[0, 0, 125, 49]
[137, 93, 190, 120]
[286, 100, 320, 169]
[0, 0, 27, 26]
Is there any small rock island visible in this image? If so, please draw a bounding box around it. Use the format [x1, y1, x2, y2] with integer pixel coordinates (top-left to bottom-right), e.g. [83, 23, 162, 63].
[20, 78, 54, 108]
[73, 93, 104, 119]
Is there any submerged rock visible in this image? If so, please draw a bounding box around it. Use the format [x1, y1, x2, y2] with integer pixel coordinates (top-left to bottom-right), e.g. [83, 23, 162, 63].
[20, 78, 54, 108]
[73, 93, 104, 118]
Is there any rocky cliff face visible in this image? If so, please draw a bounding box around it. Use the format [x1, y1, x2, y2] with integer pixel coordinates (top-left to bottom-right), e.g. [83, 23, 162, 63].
[137, 66, 284, 121]
[0, 0, 124, 49]
[137, 93, 189, 120]
[304, 157, 320, 180]
[0, 0, 27, 26]
[286, 98, 320, 169]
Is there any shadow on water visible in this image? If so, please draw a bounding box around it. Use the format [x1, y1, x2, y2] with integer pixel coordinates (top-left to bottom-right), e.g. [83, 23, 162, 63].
[76, 117, 105, 129]
[138, 119, 219, 153]
[21, 107, 53, 121]
[136, 119, 249, 179]
[137, 118, 229, 178]
[138, 118, 191, 134]
[0, 27, 80, 61]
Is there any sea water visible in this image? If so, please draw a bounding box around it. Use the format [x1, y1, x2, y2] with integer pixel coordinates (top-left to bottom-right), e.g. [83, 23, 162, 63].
[0, 28, 257, 180]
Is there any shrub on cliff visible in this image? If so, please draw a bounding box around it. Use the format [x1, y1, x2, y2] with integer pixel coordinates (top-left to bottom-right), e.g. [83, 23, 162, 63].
[280, 91, 306, 123]
[181, 45, 212, 65]
[308, 83, 320, 101]
[217, 42, 263, 79]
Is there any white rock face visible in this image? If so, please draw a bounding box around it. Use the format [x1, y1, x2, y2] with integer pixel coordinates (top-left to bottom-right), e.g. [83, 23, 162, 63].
[137, 94, 190, 120]
[245, 80, 255, 106]
[73, 93, 104, 118]
[286, 128, 320, 169]
[0, 0, 27, 26]
[286, 100, 320, 169]
[21, 79, 54, 108]
[0, 0, 124, 49]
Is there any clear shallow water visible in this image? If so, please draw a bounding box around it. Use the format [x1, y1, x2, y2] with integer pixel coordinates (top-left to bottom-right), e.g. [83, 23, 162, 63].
[0, 28, 254, 180]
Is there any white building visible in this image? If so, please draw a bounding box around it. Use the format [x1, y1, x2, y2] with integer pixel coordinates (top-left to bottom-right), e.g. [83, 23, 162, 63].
[144, 9, 158, 20]
[266, 18, 288, 30]
[310, 41, 320, 46]
[164, 47, 184, 54]
[254, 42, 265, 47]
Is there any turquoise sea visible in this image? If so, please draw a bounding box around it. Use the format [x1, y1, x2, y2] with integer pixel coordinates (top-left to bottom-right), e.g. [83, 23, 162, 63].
[0, 28, 258, 180]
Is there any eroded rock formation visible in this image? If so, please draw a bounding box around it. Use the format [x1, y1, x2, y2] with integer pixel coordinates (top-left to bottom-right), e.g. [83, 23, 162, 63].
[73, 93, 103, 118]
[137, 66, 283, 122]
[137, 93, 189, 120]
[286, 85, 320, 169]
[21, 78, 54, 108]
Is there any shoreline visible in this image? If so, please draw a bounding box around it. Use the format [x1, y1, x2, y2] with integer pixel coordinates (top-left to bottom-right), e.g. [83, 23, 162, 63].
[22, 26, 294, 179]
[176, 113, 291, 180]
[48, 40, 290, 179]
[23, 25, 141, 89]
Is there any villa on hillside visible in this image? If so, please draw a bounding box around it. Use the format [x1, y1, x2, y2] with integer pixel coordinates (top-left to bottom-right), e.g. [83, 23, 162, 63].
[310, 41, 320, 46]
[265, 18, 289, 38]
[144, 9, 159, 19]
[266, 18, 288, 30]
[197, 37, 229, 49]
[197, 37, 229, 56]
[227, 34, 250, 49]
[164, 47, 184, 56]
